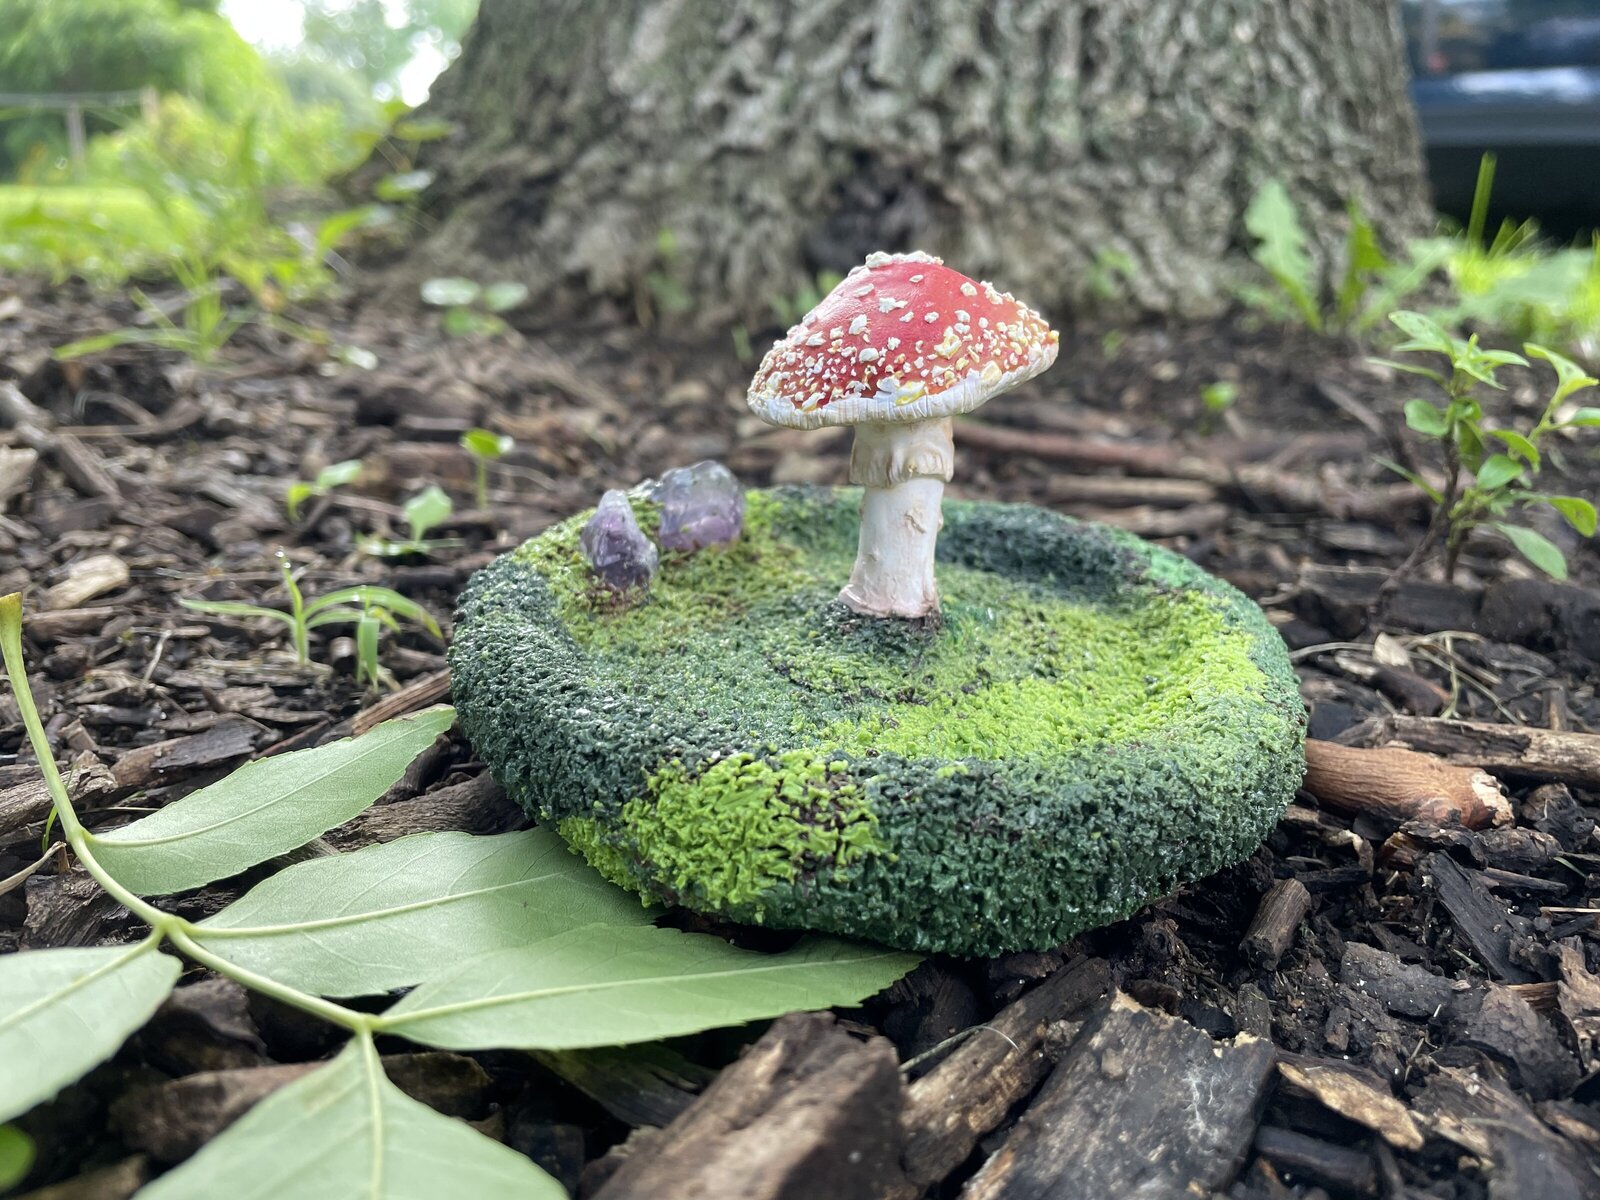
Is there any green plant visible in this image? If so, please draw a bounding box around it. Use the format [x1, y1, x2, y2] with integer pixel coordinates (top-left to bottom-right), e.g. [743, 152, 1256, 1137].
[362, 485, 458, 557]
[459, 428, 513, 509]
[21, 100, 377, 363]
[1240, 180, 1448, 336]
[0, 1126, 33, 1191]
[53, 254, 248, 363]
[286, 458, 363, 520]
[0, 592, 916, 1197]
[1197, 380, 1238, 435]
[420, 277, 528, 337]
[1201, 381, 1238, 413]
[179, 551, 441, 669]
[1377, 310, 1599, 581]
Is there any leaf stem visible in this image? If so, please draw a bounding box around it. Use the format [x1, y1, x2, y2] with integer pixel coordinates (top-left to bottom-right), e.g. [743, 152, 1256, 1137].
[1, 592, 373, 1036]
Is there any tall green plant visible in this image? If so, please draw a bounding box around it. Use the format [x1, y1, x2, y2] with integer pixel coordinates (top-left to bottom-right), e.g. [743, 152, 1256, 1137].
[0, 592, 917, 1196]
[1377, 311, 1599, 581]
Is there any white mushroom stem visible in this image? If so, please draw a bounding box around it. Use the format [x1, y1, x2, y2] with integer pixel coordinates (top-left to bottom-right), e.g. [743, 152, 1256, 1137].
[838, 418, 955, 619]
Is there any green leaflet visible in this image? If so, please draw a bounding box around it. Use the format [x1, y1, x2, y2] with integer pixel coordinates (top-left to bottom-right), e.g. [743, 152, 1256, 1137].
[191, 829, 657, 997]
[0, 1125, 32, 1190]
[88, 706, 456, 895]
[0, 939, 180, 1122]
[138, 1038, 563, 1200]
[378, 925, 920, 1050]
[1493, 522, 1568, 579]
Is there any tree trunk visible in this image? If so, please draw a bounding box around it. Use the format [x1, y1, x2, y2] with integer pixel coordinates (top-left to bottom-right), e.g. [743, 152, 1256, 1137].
[402, 0, 1430, 327]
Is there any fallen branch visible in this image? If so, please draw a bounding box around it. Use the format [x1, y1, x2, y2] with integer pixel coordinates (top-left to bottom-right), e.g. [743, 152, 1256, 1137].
[958, 420, 1416, 521]
[1356, 716, 1600, 790]
[1303, 739, 1511, 829]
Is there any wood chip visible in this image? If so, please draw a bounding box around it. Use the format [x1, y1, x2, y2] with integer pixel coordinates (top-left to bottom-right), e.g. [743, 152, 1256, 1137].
[108, 717, 263, 791]
[964, 992, 1274, 1199]
[1425, 853, 1537, 983]
[0, 445, 37, 507]
[592, 1013, 908, 1200]
[1241, 878, 1313, 969]
[896, 957, 1110, 1195]
[43, 553, 130, 611]
[1278, 1058, 1423, 1150]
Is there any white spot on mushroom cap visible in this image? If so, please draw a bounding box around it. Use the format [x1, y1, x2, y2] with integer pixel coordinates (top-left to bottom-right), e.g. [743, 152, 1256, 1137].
[848, 314, 868, 335]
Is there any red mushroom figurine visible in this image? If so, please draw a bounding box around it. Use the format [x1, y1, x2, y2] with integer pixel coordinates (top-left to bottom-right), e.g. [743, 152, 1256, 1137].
[747, 251, 1059, 618]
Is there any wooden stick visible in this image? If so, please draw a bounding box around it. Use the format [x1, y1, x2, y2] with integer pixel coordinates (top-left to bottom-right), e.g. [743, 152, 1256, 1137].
[1361, 716, 1600, 789]
[1303, 739, 1511, 829]
[1241, 878, 1313, 969]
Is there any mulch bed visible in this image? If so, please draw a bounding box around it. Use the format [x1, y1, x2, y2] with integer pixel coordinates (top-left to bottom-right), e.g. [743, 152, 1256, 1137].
[2, 275, 1599, 1199]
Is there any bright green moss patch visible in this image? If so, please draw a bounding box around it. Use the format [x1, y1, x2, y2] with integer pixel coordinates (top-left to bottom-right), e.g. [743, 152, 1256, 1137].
[604, 750, 886, 915]
[451, 488, 1306, 955]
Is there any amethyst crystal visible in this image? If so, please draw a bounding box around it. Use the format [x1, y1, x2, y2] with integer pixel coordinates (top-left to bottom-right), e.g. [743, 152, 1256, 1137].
[581, 490, 658, 590]
[655, 460, 745, 552]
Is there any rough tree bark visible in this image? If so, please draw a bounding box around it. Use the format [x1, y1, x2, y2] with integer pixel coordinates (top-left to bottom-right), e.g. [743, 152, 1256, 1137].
[402, 0, 1430, 327]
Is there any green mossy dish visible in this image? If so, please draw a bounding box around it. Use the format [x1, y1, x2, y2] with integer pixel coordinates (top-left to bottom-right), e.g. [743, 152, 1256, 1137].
[449, 487, 1306, 956]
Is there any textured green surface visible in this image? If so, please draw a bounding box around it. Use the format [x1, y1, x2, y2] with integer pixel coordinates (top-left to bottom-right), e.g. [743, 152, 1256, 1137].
[450, 488, 1306, 955]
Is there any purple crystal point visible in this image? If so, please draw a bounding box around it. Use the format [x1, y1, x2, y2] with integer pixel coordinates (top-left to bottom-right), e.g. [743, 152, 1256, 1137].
[581, 490, 658, 590]
[655, 460, 745, 552]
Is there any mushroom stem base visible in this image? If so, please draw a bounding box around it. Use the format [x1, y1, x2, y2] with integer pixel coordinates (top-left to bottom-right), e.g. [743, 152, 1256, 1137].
[839, 477, 945, 619]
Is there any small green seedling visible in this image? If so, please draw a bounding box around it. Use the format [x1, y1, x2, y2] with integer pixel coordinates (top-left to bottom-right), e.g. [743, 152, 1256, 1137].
[181, 551, 441, 669]
[460, 429, 513, 510]
[1198, 380, 1238, 434]
[420, 277, 528, 337]
[286, 459, 362, 520]
[361, 485, 459, 558]
[1377, 310, 1599, 581]
[1201, 381, 1238, 413]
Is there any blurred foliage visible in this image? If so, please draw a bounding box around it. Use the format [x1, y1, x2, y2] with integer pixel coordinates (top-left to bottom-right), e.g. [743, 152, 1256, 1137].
[1241, 158, 1599, 362]
[285, 0, 478, 101]
[1, 94, 373, 288]
[0, 0, 271, 174]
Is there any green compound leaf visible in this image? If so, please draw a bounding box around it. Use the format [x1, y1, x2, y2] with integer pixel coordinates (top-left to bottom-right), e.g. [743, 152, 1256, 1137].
[377, 925, 920, 1050]
[191, 829, 656, 997]
[0, 940, 180, 1123]
[1475, 453, 1524, 490]
[1549, 496, 1598, 537]
[0, 1124, 33, 1191]
[138, 1038, 563, 1200]
[88, 706, 456, 896]
[1492, 522, 1568, 580]
[1403, 399, 1450, 437]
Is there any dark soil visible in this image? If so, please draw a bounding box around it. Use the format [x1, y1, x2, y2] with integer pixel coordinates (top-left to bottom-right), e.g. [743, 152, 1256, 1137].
[2, 274, 1599, 1199]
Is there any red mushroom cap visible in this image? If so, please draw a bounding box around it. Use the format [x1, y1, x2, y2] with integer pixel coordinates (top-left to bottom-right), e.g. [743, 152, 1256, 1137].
[747, 251, 1059, 430]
